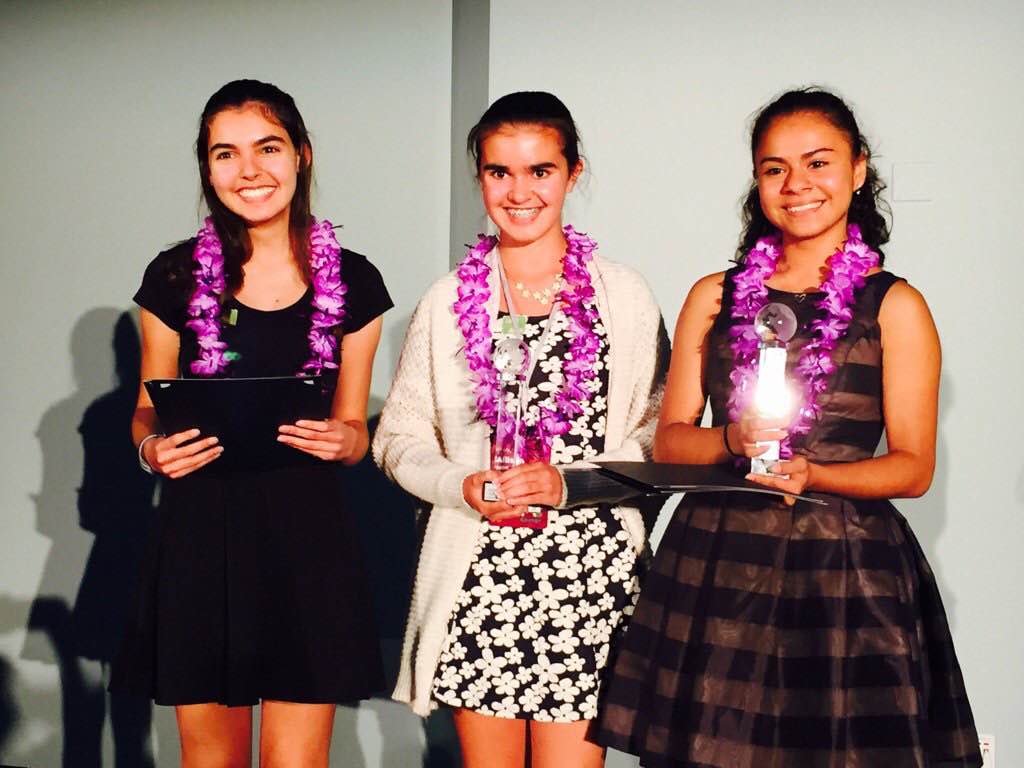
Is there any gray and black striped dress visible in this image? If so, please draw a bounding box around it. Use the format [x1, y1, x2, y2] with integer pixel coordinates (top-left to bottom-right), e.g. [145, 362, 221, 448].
[595, 269, 981, 767]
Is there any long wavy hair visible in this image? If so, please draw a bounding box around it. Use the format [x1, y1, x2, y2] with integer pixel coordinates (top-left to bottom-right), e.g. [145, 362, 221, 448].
[196, 79, 314, 294]
[736, 88, 891, 265]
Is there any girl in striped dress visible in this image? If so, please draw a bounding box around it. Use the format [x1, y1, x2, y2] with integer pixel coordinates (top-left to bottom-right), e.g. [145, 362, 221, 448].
[595, 88, 981, 767]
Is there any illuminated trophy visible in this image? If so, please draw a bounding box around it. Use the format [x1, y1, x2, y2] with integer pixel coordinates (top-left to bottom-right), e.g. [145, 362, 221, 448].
[482, 317, 548, 528]
[750, 302, 798, 476]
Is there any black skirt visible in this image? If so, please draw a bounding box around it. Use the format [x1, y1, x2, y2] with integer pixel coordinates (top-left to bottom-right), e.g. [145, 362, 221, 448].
[110, 463, 383, 706]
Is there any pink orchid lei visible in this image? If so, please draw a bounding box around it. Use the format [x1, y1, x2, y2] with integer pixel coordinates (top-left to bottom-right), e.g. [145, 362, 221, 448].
[453, 225, 601, 454]
[727, 223, 879, 458]
[185, 217, 346, 376]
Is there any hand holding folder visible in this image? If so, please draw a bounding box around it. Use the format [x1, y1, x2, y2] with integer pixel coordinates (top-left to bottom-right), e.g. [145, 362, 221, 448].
[145, 376, 330, 471]
[596, 462, 826, 505]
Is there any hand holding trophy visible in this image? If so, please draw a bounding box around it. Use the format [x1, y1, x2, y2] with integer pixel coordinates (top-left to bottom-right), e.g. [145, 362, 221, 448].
[482, 316, 549, 528]
[750, 302, 798, 476]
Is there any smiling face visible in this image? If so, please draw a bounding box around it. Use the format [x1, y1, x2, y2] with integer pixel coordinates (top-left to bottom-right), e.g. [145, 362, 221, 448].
[205, 104, 301, 229]
[755, 111, 867, 251]
[478, 124, 582, 250]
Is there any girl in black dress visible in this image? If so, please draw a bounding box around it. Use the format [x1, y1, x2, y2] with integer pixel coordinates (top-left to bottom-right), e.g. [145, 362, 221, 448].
[595, 88, 980, 767]
[111, 80, 392, 767]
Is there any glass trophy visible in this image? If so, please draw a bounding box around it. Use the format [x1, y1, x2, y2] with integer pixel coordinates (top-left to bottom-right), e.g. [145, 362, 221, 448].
[482, 317, 548, 528]
[750, 302, 798, 476]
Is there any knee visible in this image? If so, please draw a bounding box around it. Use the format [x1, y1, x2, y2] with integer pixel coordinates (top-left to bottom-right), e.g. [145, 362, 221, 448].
[180, 739, 250, 768]
[260, 742, 329, 768]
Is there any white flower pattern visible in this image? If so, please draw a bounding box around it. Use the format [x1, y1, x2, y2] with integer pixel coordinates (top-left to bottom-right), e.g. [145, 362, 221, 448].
[432, 309, 642, 722]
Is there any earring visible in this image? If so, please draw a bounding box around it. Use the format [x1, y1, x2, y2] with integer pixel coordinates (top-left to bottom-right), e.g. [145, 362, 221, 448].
[855, 186, 863, 196]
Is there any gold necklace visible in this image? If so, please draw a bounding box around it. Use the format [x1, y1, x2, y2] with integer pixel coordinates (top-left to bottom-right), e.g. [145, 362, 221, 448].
[512, 274, 563, 304]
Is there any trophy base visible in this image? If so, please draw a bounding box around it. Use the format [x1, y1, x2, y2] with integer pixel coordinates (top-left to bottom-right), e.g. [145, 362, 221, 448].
[492, 507, 548, 529]
[750, 442, 789, 479]
[482, 480, 500, 502]
[482, 482, 548, 528]
[750, 455, 791, 480]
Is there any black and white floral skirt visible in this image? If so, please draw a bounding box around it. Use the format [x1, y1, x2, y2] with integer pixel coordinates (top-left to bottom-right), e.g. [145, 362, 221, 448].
[432, 505, 642, 722]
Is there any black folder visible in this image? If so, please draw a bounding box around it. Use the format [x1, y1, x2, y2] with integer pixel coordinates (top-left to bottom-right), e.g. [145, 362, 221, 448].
[144, 376, 331, 470]
[596, 462, 826, 505]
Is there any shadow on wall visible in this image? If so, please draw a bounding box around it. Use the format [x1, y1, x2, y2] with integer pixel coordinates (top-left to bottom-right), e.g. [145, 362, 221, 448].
[21, 309, 156, 767]
[0, 655, 20, 758]
[326, 304, 463, 766]
[333, 382, 461, 767]
[15, 306, 459, 767]
[904, 373, 956, 627]
[878, 374, 956, 626]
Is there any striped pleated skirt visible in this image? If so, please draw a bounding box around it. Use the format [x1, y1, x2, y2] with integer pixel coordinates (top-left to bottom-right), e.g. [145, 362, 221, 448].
[594, 492, 981, 768]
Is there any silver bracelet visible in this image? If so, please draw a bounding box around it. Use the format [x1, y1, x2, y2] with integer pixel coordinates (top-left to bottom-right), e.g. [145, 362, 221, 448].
[137, 433, 165, 475]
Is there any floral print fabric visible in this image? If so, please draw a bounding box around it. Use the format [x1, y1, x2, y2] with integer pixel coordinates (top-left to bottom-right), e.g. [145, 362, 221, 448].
[432, 310, 642, 722]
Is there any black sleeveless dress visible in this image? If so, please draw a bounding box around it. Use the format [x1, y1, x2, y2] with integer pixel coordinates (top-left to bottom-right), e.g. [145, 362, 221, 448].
[109, 239, 392, 706]
[595, 270, 981, 767]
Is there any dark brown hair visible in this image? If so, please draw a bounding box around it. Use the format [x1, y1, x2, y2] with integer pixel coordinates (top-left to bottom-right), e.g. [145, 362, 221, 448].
[737, 87, 891, 264]
[196, 79, 314, 293]
[467, 91, 582, 175]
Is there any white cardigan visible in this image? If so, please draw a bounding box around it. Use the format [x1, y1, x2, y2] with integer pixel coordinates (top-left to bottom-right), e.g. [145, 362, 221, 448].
[372, 251, 667, 717]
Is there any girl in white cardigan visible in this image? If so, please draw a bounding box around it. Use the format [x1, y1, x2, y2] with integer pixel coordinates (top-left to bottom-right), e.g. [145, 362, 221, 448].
[373, 92, 666, 767]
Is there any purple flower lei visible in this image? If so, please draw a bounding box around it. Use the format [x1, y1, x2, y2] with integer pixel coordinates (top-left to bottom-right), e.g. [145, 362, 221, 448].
[185, 217, 346, 376]
[727, 224, 879, 458]
[453, 225, 601, 451]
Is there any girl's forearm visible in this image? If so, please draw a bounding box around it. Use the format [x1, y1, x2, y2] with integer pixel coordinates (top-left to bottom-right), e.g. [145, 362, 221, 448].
[132, 405, 161, 448]
[341, 420, 369, 466]
[809, 450, 934, 499]
[653, 422, 732, 465]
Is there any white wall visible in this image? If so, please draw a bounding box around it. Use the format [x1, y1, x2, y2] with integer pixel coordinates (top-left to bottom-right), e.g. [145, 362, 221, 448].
[0, 1, 451, 765]
[489, 0, 1024, 765]
[3, 1, 1021, 765]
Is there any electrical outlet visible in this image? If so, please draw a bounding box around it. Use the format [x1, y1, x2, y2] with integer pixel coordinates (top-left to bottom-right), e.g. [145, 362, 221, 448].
[978, 733, 995, 766]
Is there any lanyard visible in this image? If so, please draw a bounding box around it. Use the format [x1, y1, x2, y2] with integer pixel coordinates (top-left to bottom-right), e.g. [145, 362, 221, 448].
[494, 255, 562, 449]
[495, 254, 560, 389]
